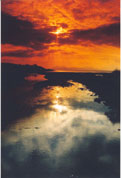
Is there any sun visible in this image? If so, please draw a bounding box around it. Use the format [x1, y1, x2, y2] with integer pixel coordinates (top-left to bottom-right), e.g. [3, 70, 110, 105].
[51, 27, 67, 35]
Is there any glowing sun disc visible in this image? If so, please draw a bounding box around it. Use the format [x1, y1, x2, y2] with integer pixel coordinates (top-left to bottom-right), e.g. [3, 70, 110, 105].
[51, 27, 67, 35]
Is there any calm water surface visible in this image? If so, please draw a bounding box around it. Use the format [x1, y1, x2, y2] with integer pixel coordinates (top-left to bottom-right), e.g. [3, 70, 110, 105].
[2, 79, 120, 178]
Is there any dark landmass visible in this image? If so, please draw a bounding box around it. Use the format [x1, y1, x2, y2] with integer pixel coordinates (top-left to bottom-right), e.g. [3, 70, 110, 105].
[1, 63, 120, 130]
[2, 62, 53, 73]
[2, 63, 53, 86]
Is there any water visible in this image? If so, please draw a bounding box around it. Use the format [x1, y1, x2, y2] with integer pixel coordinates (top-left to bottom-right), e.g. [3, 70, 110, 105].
[2, 75, 120, 178]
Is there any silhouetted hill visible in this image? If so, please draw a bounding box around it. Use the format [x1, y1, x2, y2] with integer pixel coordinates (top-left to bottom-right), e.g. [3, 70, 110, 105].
[1, 63, 53, 87]
[2, 63, 53, 74]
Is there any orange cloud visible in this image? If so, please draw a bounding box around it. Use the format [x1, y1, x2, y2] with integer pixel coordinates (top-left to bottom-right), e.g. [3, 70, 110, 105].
[2, 0, 120, 30]
[1, 0, 120, 72]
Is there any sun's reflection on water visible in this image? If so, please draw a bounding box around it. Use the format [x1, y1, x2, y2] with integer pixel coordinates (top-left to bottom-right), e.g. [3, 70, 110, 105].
[53, 103, 67, 113]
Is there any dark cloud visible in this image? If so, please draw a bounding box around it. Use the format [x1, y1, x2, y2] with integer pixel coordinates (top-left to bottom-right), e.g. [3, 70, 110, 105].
[111, 16, 120, 23]
[2, 50, 34, 58]
[97, 0, 112, 3]
[93, 0, 112, 3]
[59, 23, 120, 47]
[1, 12, 56, 48]
[1, 48, 48, 58]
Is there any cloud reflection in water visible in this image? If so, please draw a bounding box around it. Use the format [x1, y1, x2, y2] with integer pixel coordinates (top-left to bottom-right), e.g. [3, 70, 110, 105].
[2, 81, 120, 178]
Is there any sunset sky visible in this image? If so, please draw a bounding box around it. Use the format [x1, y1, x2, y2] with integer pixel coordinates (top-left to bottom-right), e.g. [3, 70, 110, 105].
[1, 0, 120, 72]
